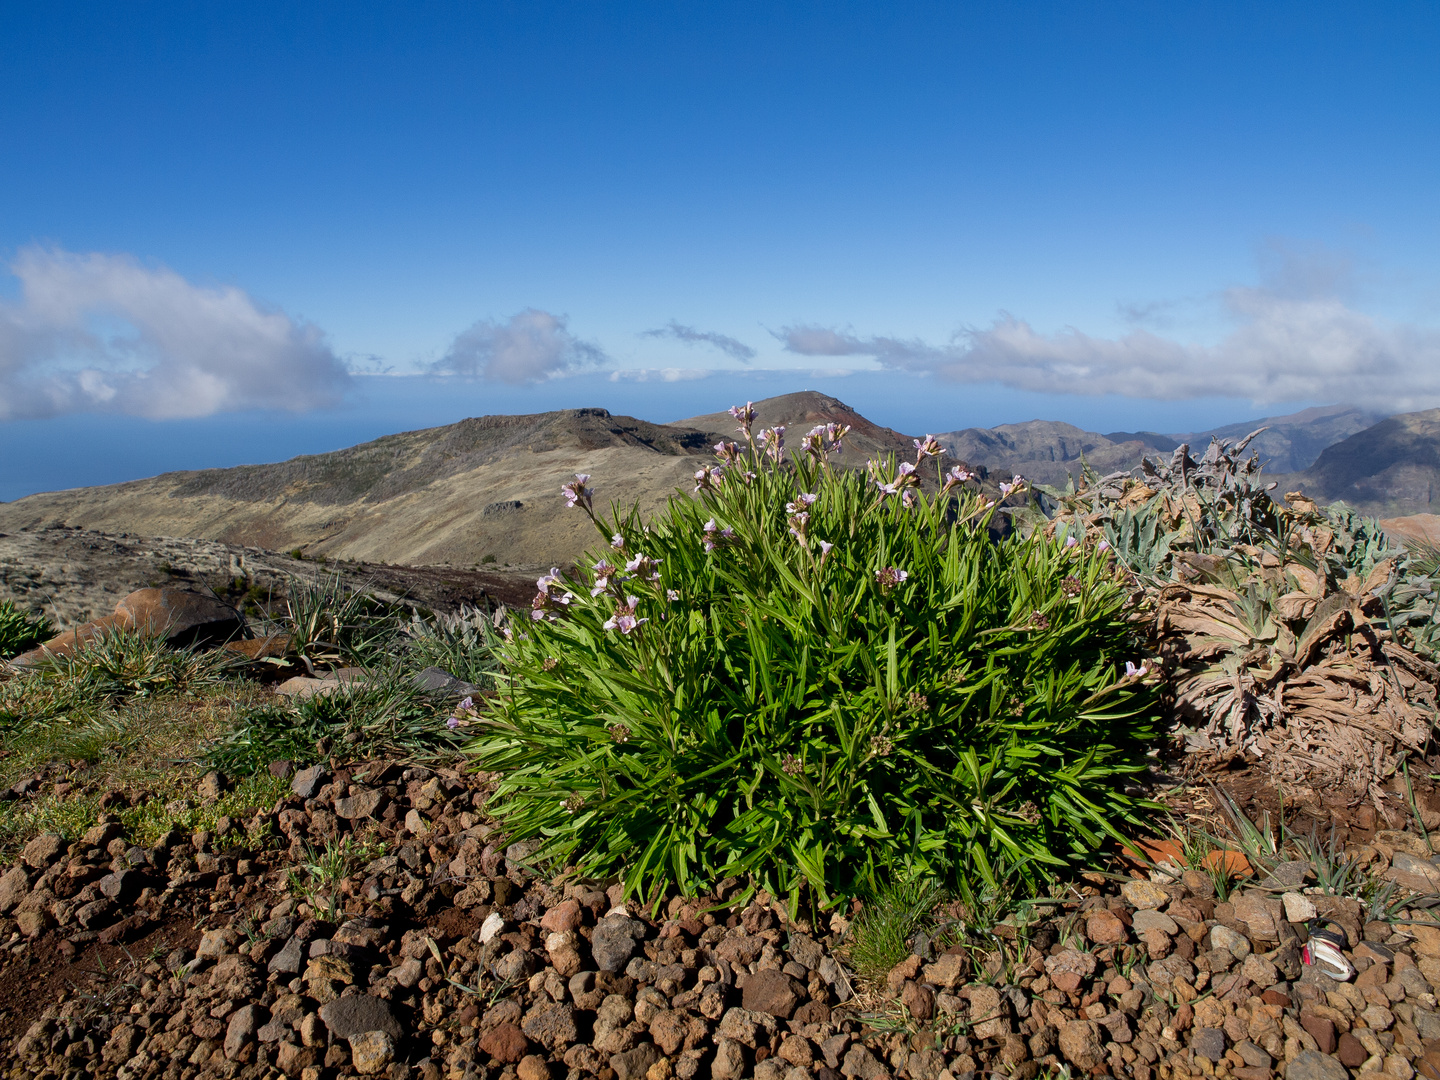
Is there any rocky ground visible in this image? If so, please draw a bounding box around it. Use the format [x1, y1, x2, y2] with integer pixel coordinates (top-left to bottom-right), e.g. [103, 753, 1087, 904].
[0, 526, 537, 630]
[4, 754, 1440, 1080]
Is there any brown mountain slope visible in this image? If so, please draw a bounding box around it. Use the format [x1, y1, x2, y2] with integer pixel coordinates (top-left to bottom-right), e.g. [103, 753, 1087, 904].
[0, 409, 717, 571]
[0, 393, 954, 571]
[674, 390, 918, 460]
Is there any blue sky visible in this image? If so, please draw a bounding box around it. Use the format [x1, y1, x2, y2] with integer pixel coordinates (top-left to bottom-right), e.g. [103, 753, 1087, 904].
[2, 2, 1438, 498]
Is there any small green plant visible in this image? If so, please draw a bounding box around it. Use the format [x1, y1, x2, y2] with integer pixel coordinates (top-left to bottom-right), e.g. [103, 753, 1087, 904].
[467, 410, 1161, 908]
[279, 575, 404, 671]
[0, 790, 103, 857]
[847, 875, 945, 986]
[286, 834, 387, 919]
[11, 627, 234, 704]
[0, 601, 52, 659]
[119, 772, 291, 847]
[400, 605, 504, 688]
[207, 664, 455, 775]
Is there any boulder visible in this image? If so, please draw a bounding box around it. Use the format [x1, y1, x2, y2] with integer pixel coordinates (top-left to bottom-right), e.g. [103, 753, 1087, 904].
[115, 588, 244, 647]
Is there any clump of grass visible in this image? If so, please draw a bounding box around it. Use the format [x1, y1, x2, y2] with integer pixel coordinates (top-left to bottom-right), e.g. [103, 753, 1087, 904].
[278, 575, 405, 672]
[207, 663, 458, 775]
[0, 600, 51, 660]
[287, 833, 389, 920]
[846, 875, 946, 986]
[7, 627, 235, 715]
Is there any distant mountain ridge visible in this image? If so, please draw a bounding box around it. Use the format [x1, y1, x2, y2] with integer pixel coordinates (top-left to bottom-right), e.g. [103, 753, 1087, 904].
[1289, 408, 1440, 517]
[937, 405, 1385, 490]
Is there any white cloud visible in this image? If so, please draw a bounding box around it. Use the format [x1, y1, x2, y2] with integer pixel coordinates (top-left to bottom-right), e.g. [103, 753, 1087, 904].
[640, 321, 755, 362]
[779, 249, 1440, 411]
[607, 367, 714, 382]
[438, 308, 605, 384]
[0, 246, 351, 420]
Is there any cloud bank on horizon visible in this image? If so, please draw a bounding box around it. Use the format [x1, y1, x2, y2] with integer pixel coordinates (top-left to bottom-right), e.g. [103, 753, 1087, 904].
[780, 249, 1439, 412]
[0, 246, 351, 421]
[3, 244, 1439, 420]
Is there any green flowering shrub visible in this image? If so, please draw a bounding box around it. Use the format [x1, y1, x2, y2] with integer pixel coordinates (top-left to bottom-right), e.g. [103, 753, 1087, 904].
[465, 410, 1160, 908]
[0, 601, 51, 660]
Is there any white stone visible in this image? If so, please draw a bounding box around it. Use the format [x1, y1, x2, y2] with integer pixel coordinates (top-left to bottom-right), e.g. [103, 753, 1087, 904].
[479, 911, 506, 943]
[1283, 891, 1318, 924]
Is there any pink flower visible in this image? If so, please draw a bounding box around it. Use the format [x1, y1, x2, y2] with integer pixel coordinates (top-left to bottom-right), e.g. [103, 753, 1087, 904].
[590, 559, 616, 596]
[625, 553, 662, 582]
[728, 402, 757, 439]
[603, 596, 647, 634]
[446, 716, 461, 730]
[1125, 661, 1149, 678]
[694, 465, 725, 492]
[1065, 535, 1079, 548]
[561, 474, 593, 510]
[757, 426, 786, 463]
[913, 435, 943, 460]
[702, 518, 735, 553]
[1098, 539, 1111, 553]
[945, 465, 972, 485]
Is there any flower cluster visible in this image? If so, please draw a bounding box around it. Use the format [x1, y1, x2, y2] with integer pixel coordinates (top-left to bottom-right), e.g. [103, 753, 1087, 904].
[940, 464, 974, 495]
[870, 459, 920, 503]
[693, 464, 725, 493]
[1061, 575, 1083, 596]
[561, 473, 593, 511]
[1124, 660, 1150, 679]
[602, 595, 647, 635]
[590, 559, 617, 596]
[531, 568, 576, 622]
[913, 434, 944, 459]
[998, 474, 1028, 499]
[781, 753, 804, 777]
[756, 426, 786, 464]
[1030, 610, 1051, 630]
[608, 723, 631, 743]
[875, 565, 909, 593]
[728, 402, 757, 440]
[799, 422, 851, 462]
[702, 518, 736, 553]
[625, 554, 662, 583]
[447, 695, 480, 731]
[785, 492, 818, 542]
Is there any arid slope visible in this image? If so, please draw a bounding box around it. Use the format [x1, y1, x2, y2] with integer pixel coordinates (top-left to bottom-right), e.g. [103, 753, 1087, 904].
[0, 392, 930, 571]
